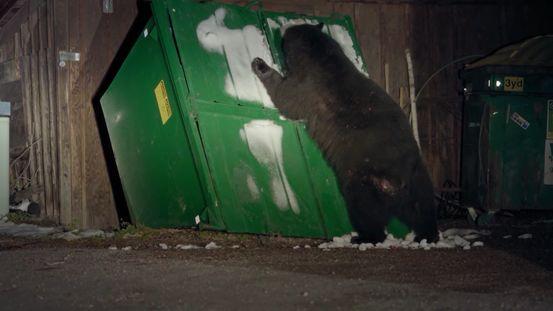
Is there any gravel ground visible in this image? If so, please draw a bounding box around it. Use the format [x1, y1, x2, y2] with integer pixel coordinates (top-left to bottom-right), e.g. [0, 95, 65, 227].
[0, 216, 552, 310]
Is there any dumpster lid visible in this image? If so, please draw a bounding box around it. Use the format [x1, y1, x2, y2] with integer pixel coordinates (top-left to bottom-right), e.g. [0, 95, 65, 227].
[465, 35, 553, 74]
[0, 101, 10, 117]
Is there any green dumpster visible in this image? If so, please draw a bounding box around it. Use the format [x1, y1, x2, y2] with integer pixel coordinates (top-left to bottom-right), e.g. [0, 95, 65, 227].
[461, 36, 553, 211]
[100, 0, 369, 238]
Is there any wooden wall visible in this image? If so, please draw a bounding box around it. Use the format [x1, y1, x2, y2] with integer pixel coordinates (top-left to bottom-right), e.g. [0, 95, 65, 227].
[0, 0, 141, 228]
[1, 0, 552, 228]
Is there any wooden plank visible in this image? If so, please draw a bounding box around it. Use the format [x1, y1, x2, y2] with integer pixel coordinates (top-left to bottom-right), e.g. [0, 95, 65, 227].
[0, 58, 20, 84]
[377, 3, 407, 102]
[354, 3, 383, 86]
[18, 19, 35, 200]
[0, 35, 15, 62]
[29, 8, 46, 209]
[53, 0, 72, 225]
[38, 1, 54, 218]
[67, 0, 83, 227]
[332, 1, 355, 18]
[46, 0, 59, 220]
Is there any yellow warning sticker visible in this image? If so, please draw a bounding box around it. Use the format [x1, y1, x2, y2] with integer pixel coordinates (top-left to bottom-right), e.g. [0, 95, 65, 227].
[504, 76, 524, 92]
[154, 80, 172, 125]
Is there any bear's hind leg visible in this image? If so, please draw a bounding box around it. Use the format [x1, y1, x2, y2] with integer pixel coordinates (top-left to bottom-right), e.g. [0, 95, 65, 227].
[344, 182, 388, 244]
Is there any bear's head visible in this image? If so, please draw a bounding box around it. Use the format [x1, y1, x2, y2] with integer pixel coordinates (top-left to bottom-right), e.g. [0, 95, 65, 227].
[281, 23, 343, 70]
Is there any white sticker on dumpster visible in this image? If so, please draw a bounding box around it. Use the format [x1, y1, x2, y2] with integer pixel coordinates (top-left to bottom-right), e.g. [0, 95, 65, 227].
[511, 112, 529, 130]
[240, 120, 299, 214]
[196, 8, 278, 108]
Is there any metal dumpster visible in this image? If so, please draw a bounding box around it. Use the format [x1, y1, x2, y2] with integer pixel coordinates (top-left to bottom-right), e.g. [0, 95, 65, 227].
[461, 36, 553, 211]
[100, 0, 371, 238]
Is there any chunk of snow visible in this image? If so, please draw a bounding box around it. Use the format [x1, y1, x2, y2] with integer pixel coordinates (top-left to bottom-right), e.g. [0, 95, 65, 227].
[453, 236, 470, 247]
[175, 244, 200, 250]
[518, 233, 533, 239]
[78, 229, 106, 238]
[463, 245, 471, 250]
[53, 231, 81, 241]
[463, 234, 480, 240]
[242, 120, 299, 214]
[503, 235, 512, 239]
[304, 245, 311, 249]
[108, 246, 118, 250]
[122, 246, 132, 251]
[159, 243, 169, 250]
[205, 242, 220, 249]
[231, 245, 240, 249]
[472, 241, 484, 247]
[442, 228, 488, 238]
[436, 240, 455, 249]
[197, 8, 277, 107]
[293, 245, 300, 250]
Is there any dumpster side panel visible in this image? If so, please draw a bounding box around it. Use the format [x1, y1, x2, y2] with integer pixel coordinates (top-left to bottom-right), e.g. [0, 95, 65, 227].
[195, 103, 327, 237]
[100, 24, 206, 227]
[496, 96, 551, 209]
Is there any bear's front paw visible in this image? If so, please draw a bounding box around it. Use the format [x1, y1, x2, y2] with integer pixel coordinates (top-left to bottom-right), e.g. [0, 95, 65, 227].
[251, 57, 271, 78]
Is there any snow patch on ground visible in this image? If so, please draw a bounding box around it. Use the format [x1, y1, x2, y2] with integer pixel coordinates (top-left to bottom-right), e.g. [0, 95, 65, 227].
[318, 228, 490, 251]
[0, 219, 115, 240]
[0, 221, 60, 237]
[241, 120, 299, 214]
[196, 8, 277, 108]
[518, 233, 533, 239]
[176, 244, 201, 250]
[205, 242, 221, 249]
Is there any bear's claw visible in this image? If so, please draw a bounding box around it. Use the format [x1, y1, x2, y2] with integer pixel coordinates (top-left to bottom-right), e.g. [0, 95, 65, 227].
[251, 57, 271, 78]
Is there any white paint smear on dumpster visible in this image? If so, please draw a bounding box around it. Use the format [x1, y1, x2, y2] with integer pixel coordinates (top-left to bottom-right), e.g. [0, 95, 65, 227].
[196, 8, 277, 108]
[240, 120, 299, 214]
[326, 24, 368, 77]
[246, 174, 260, 201]
[266, 18, 368, 77]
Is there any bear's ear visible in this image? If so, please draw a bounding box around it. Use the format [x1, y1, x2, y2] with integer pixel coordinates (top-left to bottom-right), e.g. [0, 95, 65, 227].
[316, 23, 324, 31]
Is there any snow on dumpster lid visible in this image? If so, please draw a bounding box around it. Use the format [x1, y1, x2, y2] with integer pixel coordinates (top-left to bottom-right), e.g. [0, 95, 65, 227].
[466, 35, 553, 71]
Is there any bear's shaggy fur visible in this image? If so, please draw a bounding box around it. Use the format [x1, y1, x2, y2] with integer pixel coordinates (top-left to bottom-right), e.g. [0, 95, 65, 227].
[252, 24, 438, 243]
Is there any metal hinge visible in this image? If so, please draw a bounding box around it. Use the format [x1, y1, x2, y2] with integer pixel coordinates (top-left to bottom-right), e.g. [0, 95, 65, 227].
[102, 0, 113, 14]
[58, 51, 80, 67]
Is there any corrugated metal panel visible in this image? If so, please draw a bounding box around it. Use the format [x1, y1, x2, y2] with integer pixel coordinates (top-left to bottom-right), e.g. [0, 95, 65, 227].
[466, 35, 553, 69]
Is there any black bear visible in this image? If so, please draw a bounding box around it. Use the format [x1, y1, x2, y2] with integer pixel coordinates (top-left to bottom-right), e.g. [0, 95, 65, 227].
[251, 23, 438, 243]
